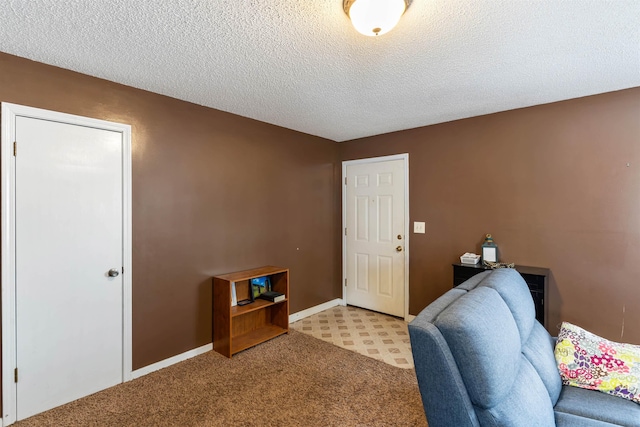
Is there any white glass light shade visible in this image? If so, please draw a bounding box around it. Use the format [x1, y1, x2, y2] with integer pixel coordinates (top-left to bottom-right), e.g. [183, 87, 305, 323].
[347, 0, 407, 36]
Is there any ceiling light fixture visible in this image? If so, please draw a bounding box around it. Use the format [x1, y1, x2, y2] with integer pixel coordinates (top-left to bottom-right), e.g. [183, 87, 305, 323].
[343, 0, 410, 36]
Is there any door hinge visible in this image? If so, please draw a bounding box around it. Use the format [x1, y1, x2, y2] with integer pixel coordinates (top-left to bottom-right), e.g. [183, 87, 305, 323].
[344, 227, 347, 236]
[344, 278, 347, 287]
[14, 368, 18, 383]
[344, 177, 347, 185]
[122, 266, 125, 274]
[13, 141, 17, 157]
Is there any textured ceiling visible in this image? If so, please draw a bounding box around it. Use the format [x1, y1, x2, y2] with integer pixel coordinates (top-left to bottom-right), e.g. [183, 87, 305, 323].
[1, 0, 639, 142]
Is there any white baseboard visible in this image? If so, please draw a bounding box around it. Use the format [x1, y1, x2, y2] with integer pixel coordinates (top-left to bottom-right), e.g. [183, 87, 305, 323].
[129, 299, 344, 380]
[405, 314, 416, 323]
[289, 298, 344, 323]
[131, 342, 213, 379]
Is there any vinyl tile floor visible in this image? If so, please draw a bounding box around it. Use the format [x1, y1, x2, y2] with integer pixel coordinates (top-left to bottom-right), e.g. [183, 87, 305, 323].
[290, 305, 414, 369]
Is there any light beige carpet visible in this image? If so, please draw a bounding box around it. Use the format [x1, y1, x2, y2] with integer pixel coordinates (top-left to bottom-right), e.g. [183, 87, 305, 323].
[15, 331, 427, 426]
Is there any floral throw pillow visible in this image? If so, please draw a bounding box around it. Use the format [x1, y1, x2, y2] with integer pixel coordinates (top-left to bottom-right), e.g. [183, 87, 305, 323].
[554, 322, 640, 404]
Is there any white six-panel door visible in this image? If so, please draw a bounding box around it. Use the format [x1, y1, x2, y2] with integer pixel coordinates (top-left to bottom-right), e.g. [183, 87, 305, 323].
[344, 156, 407, 318]
[2, 103, 132, 425]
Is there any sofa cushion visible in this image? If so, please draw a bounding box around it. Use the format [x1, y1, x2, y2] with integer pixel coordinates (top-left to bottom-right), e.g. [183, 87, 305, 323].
[435, 287, 520, 408]
[555, 321, 640, 404]
[554, 385, 640, 426]
[415, 288, 468, 322]
[477, 269, 535, 347]
[455, 270, 491, 291]
[477, 269, 563, 405]
[474, 356, 555, 426]
[522, 322, 563, 405]
[555, 411, 628, 427]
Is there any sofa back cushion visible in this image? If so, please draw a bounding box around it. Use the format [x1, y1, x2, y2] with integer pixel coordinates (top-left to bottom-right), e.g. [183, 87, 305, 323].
[435, 287, 521, 408]
[479, 269, 563, 404]
[476, 269, 536, 347]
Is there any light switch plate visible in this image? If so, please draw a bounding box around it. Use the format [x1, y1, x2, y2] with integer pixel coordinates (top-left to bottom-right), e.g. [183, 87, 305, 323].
[414, 221, 425, 234]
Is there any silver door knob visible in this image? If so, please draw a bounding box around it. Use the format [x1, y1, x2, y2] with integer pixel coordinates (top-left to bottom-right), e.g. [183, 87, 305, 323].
[108, 268, 120, 277]
[396, 246, 403, 252]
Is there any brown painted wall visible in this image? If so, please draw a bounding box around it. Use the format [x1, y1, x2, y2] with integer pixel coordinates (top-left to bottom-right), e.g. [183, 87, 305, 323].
[2, 49, 639, 379]
[341, 88, 640, 344]
[0, 52, 343, 369]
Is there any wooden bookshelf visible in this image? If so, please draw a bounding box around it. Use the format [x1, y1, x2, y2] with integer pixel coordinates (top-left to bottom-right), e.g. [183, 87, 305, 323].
[212, 266, 289, 358]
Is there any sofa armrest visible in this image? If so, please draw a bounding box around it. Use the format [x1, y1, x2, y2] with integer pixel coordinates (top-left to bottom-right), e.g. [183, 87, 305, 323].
[409, 317, 480, 427]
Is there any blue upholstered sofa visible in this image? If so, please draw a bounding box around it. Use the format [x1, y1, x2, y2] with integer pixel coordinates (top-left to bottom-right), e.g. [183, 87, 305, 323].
[408, 268, 640, 426]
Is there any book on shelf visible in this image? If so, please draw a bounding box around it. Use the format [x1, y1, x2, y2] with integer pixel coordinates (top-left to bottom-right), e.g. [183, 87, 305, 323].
[231, 282, 237, 307]
[257, 291, 285, 303]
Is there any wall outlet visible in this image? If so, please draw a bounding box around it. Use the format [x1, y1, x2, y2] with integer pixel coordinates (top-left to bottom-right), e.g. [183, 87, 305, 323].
[414, 221, 426, 234]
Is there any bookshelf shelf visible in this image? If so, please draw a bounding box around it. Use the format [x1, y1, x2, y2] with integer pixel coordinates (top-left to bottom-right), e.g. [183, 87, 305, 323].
[213, 266, 289, 358]
[231, 298, 288, 317]
[231, 325, 288, 355]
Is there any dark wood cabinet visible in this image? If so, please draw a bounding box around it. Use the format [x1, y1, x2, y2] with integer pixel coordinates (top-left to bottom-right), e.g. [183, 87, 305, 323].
[452, 263, 548, 326]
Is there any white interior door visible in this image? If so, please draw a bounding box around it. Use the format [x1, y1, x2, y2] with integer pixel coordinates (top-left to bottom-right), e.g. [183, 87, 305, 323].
[11, 114, 125, 421]
[344, 157, 407, 317]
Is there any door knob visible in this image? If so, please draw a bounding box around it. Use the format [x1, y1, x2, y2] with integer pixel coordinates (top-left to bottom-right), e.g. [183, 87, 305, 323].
[108, 268, 120, 277]
[396, 246, 403, 252]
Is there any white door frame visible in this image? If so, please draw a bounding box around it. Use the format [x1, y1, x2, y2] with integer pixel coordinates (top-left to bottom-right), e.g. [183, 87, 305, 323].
[1, 103, 133, 425]
[342, 153, 410, 320]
